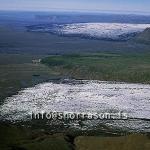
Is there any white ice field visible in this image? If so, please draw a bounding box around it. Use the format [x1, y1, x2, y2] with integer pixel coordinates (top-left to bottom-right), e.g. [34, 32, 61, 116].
[51, 23, 150, 40]
[0, 80, 150, 132]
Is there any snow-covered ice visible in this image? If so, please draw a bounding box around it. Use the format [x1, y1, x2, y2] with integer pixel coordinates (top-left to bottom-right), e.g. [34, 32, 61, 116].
[47, 23, 150, 40]
[0, 80, 150, 131]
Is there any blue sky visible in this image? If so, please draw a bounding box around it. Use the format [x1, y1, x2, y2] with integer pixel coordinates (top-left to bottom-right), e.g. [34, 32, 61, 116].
[0, 0, 150, 14]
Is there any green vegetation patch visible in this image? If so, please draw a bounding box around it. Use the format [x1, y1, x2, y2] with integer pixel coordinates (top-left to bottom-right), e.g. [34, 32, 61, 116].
[42, 53, 150, 83]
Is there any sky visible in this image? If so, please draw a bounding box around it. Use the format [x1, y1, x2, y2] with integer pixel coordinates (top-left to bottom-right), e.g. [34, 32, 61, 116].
[0, 0, 150, 14]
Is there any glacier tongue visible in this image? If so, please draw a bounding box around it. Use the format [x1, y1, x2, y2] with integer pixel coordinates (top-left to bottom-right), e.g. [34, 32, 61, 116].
[0, 80, 150, 119]
[1, 80, 150, 131]
[50, 23, 150, 40]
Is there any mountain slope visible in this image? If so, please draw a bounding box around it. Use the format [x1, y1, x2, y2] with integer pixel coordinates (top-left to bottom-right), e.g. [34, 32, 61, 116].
[134, 28, 150, 44]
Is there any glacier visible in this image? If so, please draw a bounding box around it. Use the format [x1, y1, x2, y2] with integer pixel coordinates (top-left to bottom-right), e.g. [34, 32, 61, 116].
[54, 23, 150, 40]
[29, 23, 150, 40]
[0, 80, 150, 132]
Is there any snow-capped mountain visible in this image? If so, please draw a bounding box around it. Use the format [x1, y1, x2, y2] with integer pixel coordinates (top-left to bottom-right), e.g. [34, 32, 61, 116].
[29, 23, 150, 41]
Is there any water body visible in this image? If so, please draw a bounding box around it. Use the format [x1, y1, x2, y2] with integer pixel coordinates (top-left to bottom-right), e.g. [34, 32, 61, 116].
[0, 80, 150, 132]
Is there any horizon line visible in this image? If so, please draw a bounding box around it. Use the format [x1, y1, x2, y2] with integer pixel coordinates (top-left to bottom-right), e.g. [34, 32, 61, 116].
[0, 8, 150, 16]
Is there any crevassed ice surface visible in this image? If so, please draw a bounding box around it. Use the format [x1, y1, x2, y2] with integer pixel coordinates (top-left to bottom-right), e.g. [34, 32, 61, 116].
[0, 80, 150, 131]
[53, 23, 150, 40]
